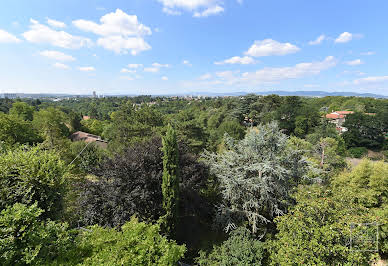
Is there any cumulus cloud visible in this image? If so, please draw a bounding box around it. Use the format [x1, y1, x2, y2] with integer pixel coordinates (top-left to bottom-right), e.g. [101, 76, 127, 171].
[192, 56, 336, 87]
[194, 5, 224, 17]
[335, 32, 362, 43]
[157, 0, 224, 17]
[245, 39, 300, 57]
[128, 63, 143, 68]
[345, 59, 363, 66]
[152, 62, 170, 68]
[53, 62, 70, 69]
[23, 19, 92, 49]
[0, 29, 21, 43]
[47, 18, 66, 28]
[215, 56, 255, 65]
[308, 34, 325, 45]
[120, 68, 136, 73]
[183, 60, 192, 66]
[162, 76, 168, 80]
[199, 73, 212, 80]
[40, 50, 75, 61]
[78, 66, 95, 72]
[353, 76, 388, 85]
[73, 9, 152, 54]
[97, 35, 151, 55]
[144, 67, 160, 73]
[361, 51, 375, 56]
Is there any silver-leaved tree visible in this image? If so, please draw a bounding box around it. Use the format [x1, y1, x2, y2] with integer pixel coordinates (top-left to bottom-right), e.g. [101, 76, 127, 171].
[203, 121, 314, 234]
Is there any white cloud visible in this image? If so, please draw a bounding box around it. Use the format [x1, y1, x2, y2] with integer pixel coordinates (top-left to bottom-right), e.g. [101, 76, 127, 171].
[194, 5, 224, 17]
[183, 60, 192, 66]
[345, 59, 363, 66]
[73, 9, 152, 54]
[0, 29, 21, 43]
[53, 62, 70, 69]
[158, 0, 224, 17]
[120, 68, 136, 73]
[162, 76, 168, 80]
[47, 18, 66, 28]
[354, 76, 388, 85]
[144, 67, 159, 73]
[308, 34, 325, 45]
[152, 62, 170, 68]
[237, 0, 243, 4]
[215, 56, 255, 65]
[97, 35, 151, 55]
[334, 32, 362, 43]
[128, 63, 143, 68]
[199, 73, 212, 80]
[192, 56, 336, 87]
[361, 51, 375, 56]
[23, 19, 92, 49]
[245, 39, 300, 57]
[40, 50, 75, 61]
[78, 66, 95, 72]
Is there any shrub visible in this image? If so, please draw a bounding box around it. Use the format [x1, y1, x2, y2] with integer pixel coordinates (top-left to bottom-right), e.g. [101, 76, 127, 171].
[268, 185, 378, 265]
[348, 147, 368, 158]
[0, 203, 76, 265]
[196, 227, 264, 266]
[0, 146, 67, 220]
[77, 217, 186, 265]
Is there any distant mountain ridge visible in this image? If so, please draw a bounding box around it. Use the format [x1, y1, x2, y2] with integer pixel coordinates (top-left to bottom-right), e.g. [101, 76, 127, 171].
[1, 91, 387, 98]
[184, 90, 388, 98]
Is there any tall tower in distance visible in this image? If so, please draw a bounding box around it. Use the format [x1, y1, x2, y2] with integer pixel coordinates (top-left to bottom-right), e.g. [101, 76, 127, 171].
[93, 91, 97, 98]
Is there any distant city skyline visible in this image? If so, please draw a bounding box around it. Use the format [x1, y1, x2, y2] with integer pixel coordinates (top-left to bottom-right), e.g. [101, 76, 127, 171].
[0, 0, 388, 95]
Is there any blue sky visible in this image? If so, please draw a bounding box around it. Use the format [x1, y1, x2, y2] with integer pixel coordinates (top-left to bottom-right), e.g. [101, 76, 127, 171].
[1, 0, 388, 95]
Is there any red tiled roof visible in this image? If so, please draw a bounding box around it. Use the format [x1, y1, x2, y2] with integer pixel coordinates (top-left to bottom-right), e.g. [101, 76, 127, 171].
[326, 113, 344, 119]
[336, 111, 354, 115]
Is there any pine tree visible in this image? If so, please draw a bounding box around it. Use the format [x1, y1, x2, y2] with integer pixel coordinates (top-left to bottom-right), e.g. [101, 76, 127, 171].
[161, 124, 180, 235]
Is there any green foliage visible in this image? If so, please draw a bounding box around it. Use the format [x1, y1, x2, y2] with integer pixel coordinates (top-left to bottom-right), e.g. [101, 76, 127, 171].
[9, 101, 35, 121]
[348, 146, 368, 158]
[106, 102, 164, 152]
[0, 113, 40, 145]
[203, 122, 313, 233]
[196, 227, 264, 266]
[69, 141, 105, 174]
[268, 185, 377, 265]
[332, 160, 388, 253]
[0, 146, 67, 220]
[77, 217, 186, 265]
[342, 112, 385, 150]
[161, 124, 180, 235]
[0, 203, 76, 265]
[33, 107, 70, 148]
[81, 118, 108, 137]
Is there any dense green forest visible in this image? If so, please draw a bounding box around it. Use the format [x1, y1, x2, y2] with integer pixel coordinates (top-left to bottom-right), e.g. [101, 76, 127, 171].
[0, 95, 387, 265]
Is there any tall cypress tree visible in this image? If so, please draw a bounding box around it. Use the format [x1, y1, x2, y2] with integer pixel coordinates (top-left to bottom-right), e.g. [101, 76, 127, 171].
[161, 124, 179, 235]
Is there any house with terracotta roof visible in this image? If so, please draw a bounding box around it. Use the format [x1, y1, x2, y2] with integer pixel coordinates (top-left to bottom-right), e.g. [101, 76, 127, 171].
[325, 111, 354, 133]
[70, 131, 108, 148]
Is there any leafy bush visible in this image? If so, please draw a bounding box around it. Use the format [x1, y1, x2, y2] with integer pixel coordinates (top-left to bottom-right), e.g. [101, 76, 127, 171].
[0, 146, 67, 220]
[348, 147, 368, 158]
[77, 217, 186, 265]
[79, 138, 211, 228]
[196, 227, 264, 266]
[0, 203, 76, 265]
[268, 185, 378, 265]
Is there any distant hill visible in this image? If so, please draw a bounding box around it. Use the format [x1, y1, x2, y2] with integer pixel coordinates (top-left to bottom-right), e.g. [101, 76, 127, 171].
[1, 91, 387, 98]
[185, 90, 388, 98]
